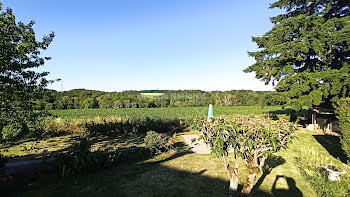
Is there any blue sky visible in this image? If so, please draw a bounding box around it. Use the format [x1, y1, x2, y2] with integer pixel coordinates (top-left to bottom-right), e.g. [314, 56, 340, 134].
[2, 0, 282, 92]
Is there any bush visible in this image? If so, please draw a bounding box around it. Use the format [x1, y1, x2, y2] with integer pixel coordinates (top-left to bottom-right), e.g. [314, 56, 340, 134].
[296, 147, 350, 197]
[56, 135, 121, 178]
[2, 122, 23, 140]
[27, 116, 61, 138]
[337, 98, 350, 158]
[56, 135, 94, 177]
[81, 117, 185, 136]
[144, 131, 174, 155]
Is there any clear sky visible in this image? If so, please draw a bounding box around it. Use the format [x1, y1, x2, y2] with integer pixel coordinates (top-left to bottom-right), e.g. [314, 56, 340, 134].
[2, 0, 282, 92]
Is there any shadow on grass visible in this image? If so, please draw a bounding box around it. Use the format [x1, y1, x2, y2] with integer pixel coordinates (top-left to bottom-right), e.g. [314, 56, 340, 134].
[251, 155, 302, 197]
[271, 175, 303, 197]
[252, 155, 286, 192]
[7, 147, 303, 197]
[2, 133, 145, 161]
[313, 135, 348, 163]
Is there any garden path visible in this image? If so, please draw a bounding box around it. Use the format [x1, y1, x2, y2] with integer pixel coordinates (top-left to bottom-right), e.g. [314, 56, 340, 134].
[182, 134, 234, 154]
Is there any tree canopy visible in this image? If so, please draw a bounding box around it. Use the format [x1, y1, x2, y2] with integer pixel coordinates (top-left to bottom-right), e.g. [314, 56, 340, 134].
[33, 89, 278, 110]
[0, 3, 55, 140]
[245, 0, 350, 109]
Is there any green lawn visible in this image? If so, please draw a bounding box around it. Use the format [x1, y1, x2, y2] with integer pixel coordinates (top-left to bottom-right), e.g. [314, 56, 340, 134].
[0, 133, 145, 160]
[17, 130, 349, 197]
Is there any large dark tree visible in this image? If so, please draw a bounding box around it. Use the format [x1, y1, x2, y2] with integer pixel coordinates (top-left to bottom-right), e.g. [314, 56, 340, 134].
[0, 3, 55, 140]
[245, 0, 350, 109]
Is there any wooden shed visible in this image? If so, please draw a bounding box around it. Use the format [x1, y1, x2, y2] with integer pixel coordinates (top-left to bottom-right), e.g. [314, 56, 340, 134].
[308, 107, 339, 133]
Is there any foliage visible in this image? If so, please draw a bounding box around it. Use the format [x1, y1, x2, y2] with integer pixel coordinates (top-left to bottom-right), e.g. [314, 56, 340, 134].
[144, 131, 174, 155]
[0, 3, 55, 140]
[34, 89, 283, 110]
[80, 117, 183, 136]
[296, 147, 350, 197]
[56, 135, 120, 178]
[194, 116, 295, 195]
[44, 106, 291, 136]
[261, 92, 289, 107]
[1, 122, 23, 140]
[245, 0, 350, 109]
[26, 116, 64, 138]
[337, 98, 350, 159]
[56, 135, 94, 177]
[50, 106, 284, 119]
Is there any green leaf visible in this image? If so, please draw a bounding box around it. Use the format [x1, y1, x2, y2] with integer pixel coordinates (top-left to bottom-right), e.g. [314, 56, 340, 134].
[247, 139, 253, 149]
[236, 151, 244, 158]
[263, 151, 271, 158]
[272, 138, 277, 151]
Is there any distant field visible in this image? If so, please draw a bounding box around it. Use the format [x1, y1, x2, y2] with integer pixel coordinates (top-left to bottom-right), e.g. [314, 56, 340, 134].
[50, 106, 284, 119]
[139, 93, 165, 97]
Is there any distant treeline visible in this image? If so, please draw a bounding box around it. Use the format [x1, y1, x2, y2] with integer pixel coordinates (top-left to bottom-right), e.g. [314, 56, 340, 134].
[33, 89, 287, 110]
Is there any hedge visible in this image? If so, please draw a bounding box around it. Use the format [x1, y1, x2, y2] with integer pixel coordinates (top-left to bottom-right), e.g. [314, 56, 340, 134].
[337, 98, 350, 159]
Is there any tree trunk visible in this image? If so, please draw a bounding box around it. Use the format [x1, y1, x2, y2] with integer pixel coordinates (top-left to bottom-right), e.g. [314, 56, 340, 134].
[242, 171, 257, 195]
[227, 165, 239, 197]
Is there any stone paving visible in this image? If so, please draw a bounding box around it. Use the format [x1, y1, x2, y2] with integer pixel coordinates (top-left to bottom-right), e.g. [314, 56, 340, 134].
[182, 134, 235, 154]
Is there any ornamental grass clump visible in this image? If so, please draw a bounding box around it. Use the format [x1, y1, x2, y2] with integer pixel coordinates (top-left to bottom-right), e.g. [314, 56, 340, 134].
[194, 116, 296, 196]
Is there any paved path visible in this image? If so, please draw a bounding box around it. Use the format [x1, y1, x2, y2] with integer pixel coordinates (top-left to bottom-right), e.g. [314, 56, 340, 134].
[182, 134, 212, 154]
[182, 134, 234, 154]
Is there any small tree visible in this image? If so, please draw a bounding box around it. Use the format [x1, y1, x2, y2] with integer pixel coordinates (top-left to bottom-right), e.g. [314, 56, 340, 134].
[0, 3, 55, 140]
[194, 116, 295, 196]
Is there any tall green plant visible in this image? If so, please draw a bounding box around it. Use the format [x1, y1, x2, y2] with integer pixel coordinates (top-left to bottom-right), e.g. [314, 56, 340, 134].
[194, 116, 295, 196]
[337, 98, 350, 159]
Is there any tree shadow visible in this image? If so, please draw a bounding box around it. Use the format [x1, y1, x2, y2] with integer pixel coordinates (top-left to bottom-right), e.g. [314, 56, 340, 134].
[8, 148, 277, 197]
[4, 146, 306, 197]
[271, 175, 303, 197]
[269, 108, 295, 116]
[251, 155, 286, 194]
[0, 138, 38, 149]
[3, 143, 304, 197]
[313, 135, 348, 163]
[3, 133, 145, 162]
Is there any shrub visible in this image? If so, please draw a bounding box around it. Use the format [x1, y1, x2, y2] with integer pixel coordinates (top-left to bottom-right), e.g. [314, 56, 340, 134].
[193, 116, 295, 196]
[296, 148, 350, 197]
[42, 117, 60, 136]
[80, 117, 185, 137]
[2, 122, 23, 140]
[337, 98, 350, 159]
[56, 135, 121, 178]
[56, 135, 94, 177]
[29, 117, 61, 137]
[144, 131, 174, 155]
[81, 121, 103, 136]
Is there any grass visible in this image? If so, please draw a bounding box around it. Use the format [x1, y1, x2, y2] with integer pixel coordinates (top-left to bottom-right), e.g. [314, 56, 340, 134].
[0, 133, 145, 160]
[3, 106, 345, 196]
[14, 129, 348, 197]
[1, 106, 286, 158]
